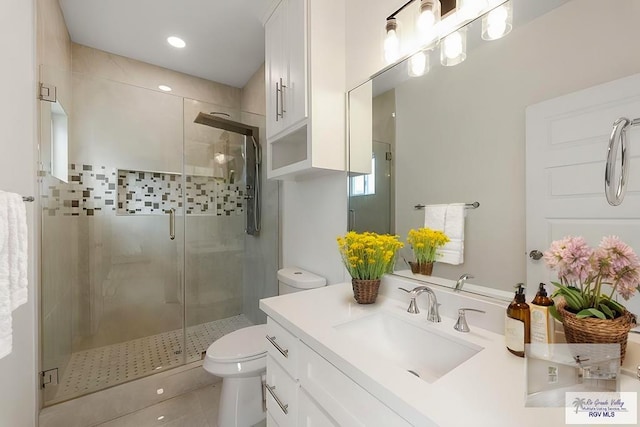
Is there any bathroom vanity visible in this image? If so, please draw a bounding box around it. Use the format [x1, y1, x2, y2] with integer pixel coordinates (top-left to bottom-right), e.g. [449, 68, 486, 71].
[260, 276, 640, 426]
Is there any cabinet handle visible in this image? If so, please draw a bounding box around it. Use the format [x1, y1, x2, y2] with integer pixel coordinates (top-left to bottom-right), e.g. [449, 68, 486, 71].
[265, 383, 289, 415]
[275, 81, 281, 121]
[266, 335, 289, 358]
[279, 77, 287, 116]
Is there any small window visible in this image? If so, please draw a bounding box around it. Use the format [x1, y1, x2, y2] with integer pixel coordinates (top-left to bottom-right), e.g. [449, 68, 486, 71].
[350, 156, 376, 196]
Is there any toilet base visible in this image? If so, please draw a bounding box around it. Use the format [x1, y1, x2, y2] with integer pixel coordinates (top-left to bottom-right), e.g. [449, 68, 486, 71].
[218, 375, 266, 427]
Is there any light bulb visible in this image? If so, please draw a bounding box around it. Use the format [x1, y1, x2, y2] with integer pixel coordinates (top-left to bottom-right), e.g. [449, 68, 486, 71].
[482, 2, 512, 40]
[384, 19, 400, 64]
[417, 10, 435, 32]
[408, 51, 428, 77]
[486, 19, 507, 39]
[443, 32, 462, 59]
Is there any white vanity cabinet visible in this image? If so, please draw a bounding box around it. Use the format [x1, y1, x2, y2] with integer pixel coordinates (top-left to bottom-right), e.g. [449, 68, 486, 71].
[264, 0, 346, 180]
[265, 317, 412, 427]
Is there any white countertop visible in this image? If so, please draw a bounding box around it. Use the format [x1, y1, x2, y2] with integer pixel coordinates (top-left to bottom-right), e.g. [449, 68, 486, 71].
[259, 281, 640, 427]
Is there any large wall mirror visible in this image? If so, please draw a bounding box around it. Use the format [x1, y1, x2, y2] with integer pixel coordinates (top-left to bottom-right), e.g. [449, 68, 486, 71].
[348, 0, 640, 302]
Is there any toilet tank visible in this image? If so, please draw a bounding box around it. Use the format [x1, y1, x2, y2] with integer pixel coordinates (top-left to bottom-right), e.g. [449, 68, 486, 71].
[277, 267, 327, 295]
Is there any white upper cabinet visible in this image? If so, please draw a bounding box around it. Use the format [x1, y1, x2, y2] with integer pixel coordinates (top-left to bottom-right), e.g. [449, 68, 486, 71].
[264, 0, 345, 180]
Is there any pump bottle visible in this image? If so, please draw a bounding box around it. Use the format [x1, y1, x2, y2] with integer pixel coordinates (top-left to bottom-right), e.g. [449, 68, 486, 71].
[505, 283, 530, 357]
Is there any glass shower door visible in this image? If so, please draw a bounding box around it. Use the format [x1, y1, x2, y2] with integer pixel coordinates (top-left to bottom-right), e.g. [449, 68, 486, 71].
[182, 98, 252, 363]
[40, 71, 186, 405]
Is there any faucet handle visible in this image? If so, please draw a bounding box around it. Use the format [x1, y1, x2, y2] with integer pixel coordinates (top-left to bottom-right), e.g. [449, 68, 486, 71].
[454, 308, 486, 333]
[398, 287, 420, 314]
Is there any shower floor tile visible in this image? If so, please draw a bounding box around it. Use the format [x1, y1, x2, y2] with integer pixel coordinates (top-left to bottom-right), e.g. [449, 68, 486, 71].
[51, 315, 253, 404]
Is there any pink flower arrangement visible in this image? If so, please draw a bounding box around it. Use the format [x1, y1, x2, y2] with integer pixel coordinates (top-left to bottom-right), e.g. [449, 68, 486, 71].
[544, 235, 640, 319]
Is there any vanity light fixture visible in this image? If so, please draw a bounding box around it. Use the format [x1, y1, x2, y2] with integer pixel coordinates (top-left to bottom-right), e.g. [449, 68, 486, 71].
[458, 0, 489, 20]
[384, 18, 401, 64]
[167, 36, 186, 48]
[158, 85, 172, 92]
[440, 28, 467, 66]
[481, 1, 513, 40]
[416, 0, 441, 41]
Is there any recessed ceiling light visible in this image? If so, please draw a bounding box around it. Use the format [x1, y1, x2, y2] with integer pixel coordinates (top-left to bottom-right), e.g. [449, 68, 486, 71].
[167, 36, 186, 48]
[158, 85, 172, 92]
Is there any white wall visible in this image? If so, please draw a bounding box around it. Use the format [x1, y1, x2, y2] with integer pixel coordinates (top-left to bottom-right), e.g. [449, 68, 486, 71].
[0, 0, 37, 425]
[281, 173, 348, 284]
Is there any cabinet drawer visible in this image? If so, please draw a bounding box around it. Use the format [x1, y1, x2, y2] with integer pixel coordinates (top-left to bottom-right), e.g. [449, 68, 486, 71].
[266, 317, 299, 378]
[266, 411, 280, 427]
[266, 355, 298, 427]
[298, 388, 339, 427]
[299, 343, 411, 427]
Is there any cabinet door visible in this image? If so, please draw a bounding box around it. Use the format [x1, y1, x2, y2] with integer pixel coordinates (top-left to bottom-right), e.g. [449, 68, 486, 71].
[266, 356, 299, 427]
[284, 0, 307, 128]
[298, 389, 339, 427]
[265, 1, 286, 139]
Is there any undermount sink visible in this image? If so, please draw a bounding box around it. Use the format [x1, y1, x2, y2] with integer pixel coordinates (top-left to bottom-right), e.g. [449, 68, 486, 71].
[334, 312, 483, 383]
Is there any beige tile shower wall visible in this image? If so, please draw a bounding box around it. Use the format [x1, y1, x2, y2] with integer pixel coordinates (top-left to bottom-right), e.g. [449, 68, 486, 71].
[72, 44, 242, 108]
[71, 73, 184, 173]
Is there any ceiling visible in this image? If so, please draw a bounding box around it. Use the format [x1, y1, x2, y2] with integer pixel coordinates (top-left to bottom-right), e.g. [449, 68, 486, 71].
[58, 0, 275, 88]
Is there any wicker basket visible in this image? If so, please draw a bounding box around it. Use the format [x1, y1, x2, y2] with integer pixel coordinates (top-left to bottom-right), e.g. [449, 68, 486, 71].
[351, 278, 381, 304]
[408, 261, 434, 276]
[557, 300, 637, 362]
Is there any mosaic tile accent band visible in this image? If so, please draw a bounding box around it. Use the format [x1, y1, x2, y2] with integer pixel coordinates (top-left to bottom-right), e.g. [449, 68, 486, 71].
[42, 163, 244, 217]
[117, 169, 244, 216]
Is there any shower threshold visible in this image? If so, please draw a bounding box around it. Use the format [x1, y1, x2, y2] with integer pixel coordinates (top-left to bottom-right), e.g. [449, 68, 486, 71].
[46, 314, 253, 405]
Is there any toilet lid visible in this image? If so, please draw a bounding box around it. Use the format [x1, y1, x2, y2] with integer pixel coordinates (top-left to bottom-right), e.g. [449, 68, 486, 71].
[206, 324, 267, 362]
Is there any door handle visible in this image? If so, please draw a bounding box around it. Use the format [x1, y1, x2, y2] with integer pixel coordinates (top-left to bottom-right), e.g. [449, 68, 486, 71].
[529, 250, 543, 260]
[165, 208, 175, 240]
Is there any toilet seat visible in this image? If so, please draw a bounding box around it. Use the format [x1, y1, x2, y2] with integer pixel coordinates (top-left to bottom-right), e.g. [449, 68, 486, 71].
[205, 324, 267, 363]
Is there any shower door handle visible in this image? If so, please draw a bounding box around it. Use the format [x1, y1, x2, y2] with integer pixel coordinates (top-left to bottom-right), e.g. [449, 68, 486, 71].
[165, 208, 175, 240]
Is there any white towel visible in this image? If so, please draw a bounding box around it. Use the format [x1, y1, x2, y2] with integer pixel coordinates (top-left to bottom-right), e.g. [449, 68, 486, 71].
[424, 203, 465, 265]
[0, 191, 28, 359]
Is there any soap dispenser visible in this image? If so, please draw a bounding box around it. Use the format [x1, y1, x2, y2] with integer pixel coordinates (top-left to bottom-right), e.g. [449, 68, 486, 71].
[505, 283, 530, 357]
[530, 283, 554, 344]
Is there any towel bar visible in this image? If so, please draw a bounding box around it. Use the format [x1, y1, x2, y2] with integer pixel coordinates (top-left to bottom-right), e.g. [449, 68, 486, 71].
[414, 202, 479, 210]
[22, 196, 34, 202]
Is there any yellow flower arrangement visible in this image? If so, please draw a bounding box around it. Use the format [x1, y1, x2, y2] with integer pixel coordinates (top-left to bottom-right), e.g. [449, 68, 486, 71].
[337, 231, 404, 280]
[407, 227, 450, 263]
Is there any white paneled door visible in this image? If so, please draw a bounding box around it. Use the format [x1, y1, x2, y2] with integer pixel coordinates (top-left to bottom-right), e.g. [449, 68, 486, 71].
[526, 72, 640, 315]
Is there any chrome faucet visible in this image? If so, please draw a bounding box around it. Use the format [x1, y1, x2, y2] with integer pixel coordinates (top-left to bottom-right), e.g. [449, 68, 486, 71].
[399, 286, 441, 323]
[454, 273, 474, 292]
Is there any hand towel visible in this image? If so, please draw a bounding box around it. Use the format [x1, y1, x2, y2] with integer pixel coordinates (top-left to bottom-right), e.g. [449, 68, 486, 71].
[0, 191, 29, 359]
[424, 203, 466, 265]
[437, 204, 465, 265]
[423, 204, 447, 231]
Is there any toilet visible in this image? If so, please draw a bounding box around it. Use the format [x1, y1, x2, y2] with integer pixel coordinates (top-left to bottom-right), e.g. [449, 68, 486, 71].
[203, 267, 326, 427]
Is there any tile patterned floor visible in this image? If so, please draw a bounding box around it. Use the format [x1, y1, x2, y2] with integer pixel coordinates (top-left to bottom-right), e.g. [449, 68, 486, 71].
[54, 315, 253, 403]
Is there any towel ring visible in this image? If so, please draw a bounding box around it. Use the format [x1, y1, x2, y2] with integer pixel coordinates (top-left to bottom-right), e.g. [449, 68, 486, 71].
[605, 117, 639, 206]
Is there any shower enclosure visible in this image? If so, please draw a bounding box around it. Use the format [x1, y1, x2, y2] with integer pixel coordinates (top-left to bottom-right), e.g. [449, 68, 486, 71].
[39, 65, 275, 405]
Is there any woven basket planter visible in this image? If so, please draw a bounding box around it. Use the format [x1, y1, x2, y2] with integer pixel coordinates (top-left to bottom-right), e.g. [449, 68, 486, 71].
[351, 278, 381, 304]
[557, 300, 636, 362]
[408, 261, 434, 276]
